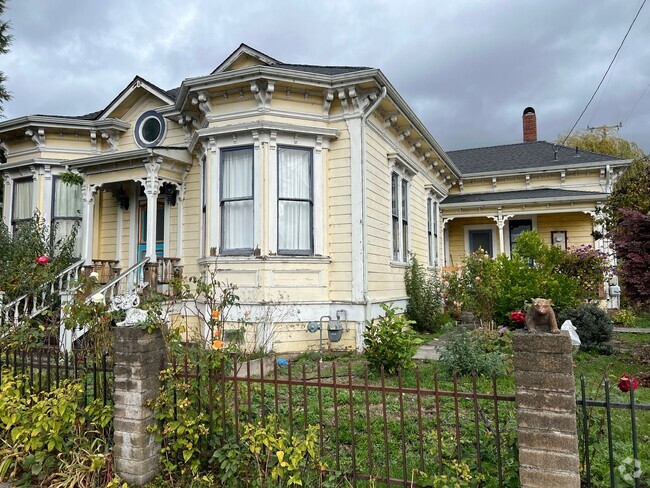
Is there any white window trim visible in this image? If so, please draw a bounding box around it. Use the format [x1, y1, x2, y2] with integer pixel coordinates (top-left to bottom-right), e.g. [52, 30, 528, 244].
[503, 215, 537, 257]
[206, 130, 329, 258]
[268, 132, 326, 256]
[464, 224, 498, 257]
[390, 165, 412, 264]
[427, 196, 440, 268]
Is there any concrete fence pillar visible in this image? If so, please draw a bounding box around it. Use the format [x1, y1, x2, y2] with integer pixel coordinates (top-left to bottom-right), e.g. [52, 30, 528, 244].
[113, 327, 165, 486]
[513, 331, 581, 488]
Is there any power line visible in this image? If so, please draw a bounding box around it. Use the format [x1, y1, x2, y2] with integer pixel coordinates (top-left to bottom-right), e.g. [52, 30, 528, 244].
[560, 0, 646, 147]
[623, 81, 650, 126]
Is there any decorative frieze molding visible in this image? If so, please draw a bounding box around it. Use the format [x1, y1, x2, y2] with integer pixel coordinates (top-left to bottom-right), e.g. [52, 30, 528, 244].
[90, 131, 97, 152]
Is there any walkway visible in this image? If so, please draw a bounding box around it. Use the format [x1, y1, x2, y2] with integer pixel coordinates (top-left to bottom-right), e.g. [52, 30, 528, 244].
[613, 327, 650, 334]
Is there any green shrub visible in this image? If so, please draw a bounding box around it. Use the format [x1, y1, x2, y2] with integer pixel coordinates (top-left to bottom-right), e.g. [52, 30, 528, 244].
[0, 214, 78, 300]
[364, 303, 422, 374]
[0, 371, 111, 485]
[404, 256, 444, 332]
[212, 415, 323, 487]
[611, 309, 636, 327]
[558, 303, 613, 352]
[439, 328, 509, 377]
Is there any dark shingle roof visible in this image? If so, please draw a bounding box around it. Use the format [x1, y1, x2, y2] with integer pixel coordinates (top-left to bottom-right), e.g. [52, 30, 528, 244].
[274, 63, 371, 75]
[442, 188, 607, 205]
[447, 141, 621, 175]
[34, 110, 102, 121]
[165, 87, 180, 100]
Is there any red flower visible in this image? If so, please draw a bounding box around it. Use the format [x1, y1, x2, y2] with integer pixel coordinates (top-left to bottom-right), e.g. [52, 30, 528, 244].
[509, 310, 526, 324]
[35, 255, 49, 266]
[618, 375, 639, 393]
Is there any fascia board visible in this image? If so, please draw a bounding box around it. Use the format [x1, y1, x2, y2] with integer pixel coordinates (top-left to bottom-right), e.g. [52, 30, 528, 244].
[196, 121, 339, 139]
[440, 193, 607, 209]
[373, 71, 462, 180]
[98, 80, 174, 120]
[0, 116, 129, 135]
[174, 67, 380, 111]
[460, 159, 633, 178]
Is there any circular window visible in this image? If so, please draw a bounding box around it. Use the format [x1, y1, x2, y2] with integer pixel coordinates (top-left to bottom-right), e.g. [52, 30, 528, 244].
[134, 110, 166, 148]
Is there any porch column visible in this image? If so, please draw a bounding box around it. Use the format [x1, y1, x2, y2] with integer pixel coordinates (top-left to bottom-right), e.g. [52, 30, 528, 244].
[144, 160, 161, 264]
[81, 183, 98, 266]
[492, 208, 512, 255]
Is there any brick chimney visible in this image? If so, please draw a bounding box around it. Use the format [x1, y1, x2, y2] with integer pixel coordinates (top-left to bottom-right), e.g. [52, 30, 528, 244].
[523, 106, 537, 143]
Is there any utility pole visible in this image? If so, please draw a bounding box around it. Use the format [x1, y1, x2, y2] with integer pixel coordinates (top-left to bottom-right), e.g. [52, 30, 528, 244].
[586, 123, 622, 138]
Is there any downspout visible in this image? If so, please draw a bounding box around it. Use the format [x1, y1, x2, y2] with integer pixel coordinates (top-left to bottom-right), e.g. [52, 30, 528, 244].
[360, 86, 387, 335]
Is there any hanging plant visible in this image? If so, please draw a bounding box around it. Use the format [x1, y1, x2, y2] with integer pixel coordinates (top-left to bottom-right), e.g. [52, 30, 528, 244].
[59, 172, 84, 186]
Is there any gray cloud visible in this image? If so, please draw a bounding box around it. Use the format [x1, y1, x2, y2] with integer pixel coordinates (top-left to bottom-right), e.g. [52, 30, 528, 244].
[3, 0, 649, 153]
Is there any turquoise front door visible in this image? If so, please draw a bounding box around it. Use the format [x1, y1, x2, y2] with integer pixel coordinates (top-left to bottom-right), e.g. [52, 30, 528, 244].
[138, 201, 165, 260]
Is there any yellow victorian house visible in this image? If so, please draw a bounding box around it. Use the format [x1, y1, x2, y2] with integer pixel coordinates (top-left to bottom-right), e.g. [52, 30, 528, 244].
[0, 46, 629, 352]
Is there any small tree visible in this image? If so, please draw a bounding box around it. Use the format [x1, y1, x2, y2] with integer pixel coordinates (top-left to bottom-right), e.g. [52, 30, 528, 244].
[0, 0, 12, 116]
[404, 255, 443, 332]
[557, 129, 644, 160]
[610, 209, 650, 309]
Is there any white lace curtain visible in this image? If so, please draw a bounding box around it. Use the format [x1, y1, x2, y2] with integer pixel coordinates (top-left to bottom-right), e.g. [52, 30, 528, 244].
[278, 148, 311, 252]
[12, 179, 33, 221]
[53, 180, 82, 217]
[221, 148, 253, 251]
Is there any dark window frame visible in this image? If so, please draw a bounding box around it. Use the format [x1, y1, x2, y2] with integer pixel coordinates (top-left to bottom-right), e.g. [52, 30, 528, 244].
[11, 177, 33, 231]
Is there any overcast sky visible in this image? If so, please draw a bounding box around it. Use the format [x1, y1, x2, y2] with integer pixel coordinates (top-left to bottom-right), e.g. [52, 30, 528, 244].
[2, 0, 649, 153]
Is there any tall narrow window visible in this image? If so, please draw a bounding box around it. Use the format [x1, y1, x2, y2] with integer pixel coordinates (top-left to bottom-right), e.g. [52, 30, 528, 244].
[391, 172, 400, 261]
[427, 198, 434, 266]
[220, 147, 254, 253]
[52, 177, 82, 255]
[401, 178, 409, 262]
[278, 147, 313, 254]
[12, 178, 33, 231]
[391, 172, 410, 262]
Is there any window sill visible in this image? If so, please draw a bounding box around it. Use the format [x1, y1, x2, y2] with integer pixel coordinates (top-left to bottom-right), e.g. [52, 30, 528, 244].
[199, 255, 331, 265]
[390, 260, 410, 268]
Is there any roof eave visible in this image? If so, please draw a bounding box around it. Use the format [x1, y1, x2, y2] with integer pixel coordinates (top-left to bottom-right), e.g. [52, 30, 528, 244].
[441, 193, 607, 208]
[0, 116, 130, 136]
[459, 158, 632, 178]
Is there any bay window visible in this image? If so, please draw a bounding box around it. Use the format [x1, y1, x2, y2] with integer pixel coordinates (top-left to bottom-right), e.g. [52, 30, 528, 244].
[11, 178, 33, 231]
[278, 147, 312, 254]
[52, 177, 82, 254]
[220, 147, 254, 253]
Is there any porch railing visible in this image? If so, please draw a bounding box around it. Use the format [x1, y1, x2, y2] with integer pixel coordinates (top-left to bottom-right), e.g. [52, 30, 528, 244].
[158, 257, 181, 285]
[90, 259, 120, 284]
[61, 258, 151, 351]
[0, 259, 85, 330]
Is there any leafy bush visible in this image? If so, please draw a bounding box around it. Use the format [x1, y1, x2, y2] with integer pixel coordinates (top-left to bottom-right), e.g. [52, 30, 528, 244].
[0, 371, 112, 485]
[558, 245, 610, 299]
[558, 303, 613, 352]
[364, 303, 422, 374]
[212, 416, 323, 487]
[404, 255, 444, 332]
[446, 231, 594, 327]
[439, 328, 510, 377]
[611, 309, 636, 327]
[611, 209, 650, 309]
[0, 214, 78, 300]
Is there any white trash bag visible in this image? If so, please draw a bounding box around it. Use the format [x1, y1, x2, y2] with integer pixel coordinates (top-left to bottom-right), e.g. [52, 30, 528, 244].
[561, 319, 581, 348]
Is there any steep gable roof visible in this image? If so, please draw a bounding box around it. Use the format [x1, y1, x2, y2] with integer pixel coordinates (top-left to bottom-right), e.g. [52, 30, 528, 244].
[211, 43, 372, 77]
[447, 141, 623, 175]
[97, 76, 175, 120]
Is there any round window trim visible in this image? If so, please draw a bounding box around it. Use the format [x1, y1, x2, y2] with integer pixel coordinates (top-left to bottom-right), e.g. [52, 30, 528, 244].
[134, 110, 166, 148]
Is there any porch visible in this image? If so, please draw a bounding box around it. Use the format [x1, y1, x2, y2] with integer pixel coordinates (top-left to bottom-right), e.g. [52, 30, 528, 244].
[68, 148, 192, 291]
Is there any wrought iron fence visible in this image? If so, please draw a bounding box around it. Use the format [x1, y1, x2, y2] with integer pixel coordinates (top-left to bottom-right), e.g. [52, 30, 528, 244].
[171, 357, 519, 486]
[577, 374, 649, 488]
[0, 348, 113, 406]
